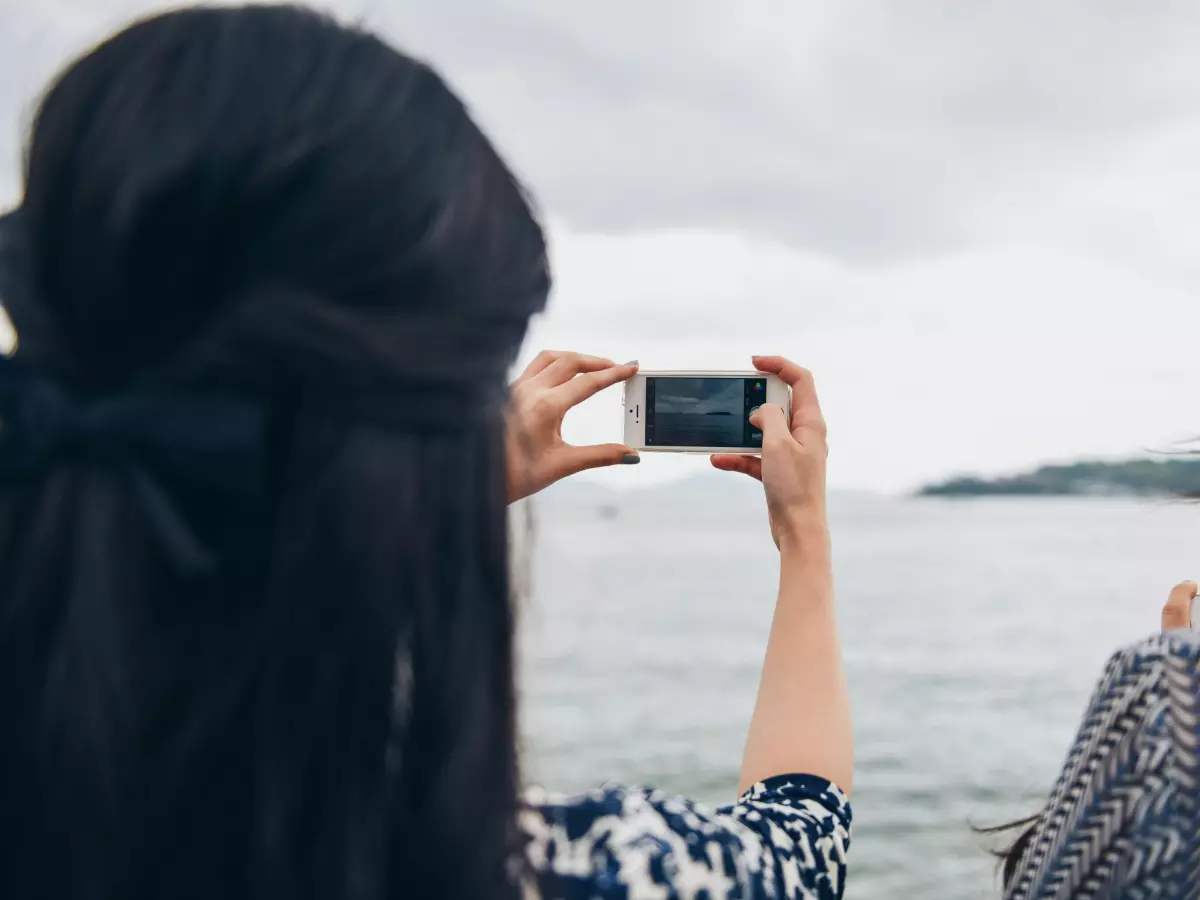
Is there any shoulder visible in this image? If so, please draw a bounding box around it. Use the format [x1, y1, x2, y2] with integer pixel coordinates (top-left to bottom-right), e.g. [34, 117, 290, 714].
[521, 774, 851, 899]
[1104, 628, 1200, 670]
[1059, 630, 1200, 806]
[1088, 630, 1200, 717]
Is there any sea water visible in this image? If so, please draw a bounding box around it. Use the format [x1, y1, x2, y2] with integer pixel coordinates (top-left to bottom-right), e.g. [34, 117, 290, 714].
[518, 478, 1200, 899]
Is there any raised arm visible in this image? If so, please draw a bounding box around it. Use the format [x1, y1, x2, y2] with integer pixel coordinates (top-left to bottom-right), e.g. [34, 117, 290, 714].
[712, 356, 853, 796]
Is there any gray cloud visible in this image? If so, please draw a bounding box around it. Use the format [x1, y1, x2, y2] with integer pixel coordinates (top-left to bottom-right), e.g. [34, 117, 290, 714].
[4, 0, 1200, 269]
[365, 0, 1200, 263]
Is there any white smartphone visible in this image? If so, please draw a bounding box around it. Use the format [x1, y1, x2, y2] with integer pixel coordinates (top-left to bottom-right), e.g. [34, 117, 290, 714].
[623, 371, 790, 454]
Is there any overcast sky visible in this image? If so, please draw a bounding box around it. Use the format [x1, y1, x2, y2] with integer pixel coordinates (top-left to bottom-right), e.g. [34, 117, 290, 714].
[3, 1, 1200, 491]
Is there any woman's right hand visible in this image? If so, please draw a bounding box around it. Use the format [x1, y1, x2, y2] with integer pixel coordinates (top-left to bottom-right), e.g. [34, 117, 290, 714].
[711, 356, 829, 553]
[1162, 581, 1197, 631]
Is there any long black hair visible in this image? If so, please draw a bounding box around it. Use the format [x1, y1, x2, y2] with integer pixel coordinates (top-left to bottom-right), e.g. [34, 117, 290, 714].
[0, 6, 549, 900]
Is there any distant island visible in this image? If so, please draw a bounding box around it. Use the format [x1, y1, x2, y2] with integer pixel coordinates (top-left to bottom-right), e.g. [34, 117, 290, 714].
[919, 458, 1200, 498]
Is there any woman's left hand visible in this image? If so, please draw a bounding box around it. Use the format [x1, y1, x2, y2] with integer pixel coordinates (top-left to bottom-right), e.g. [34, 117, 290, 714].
[507, 351, 640, 503]
[1162, 581, 1197, 632]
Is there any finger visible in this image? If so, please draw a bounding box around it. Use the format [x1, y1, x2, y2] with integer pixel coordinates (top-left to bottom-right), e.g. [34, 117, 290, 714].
[751, 355, 809, 386]
[711, 454, 762, 481]
[532, 353, 617, 389]
[516, 350, 565, 382]
[751, 355, 825, 436]
[1162, 581, 1197, 632]
[554, 362, 639, 408]
[749, 403, 790, 443]
[558, 443, 640, 477]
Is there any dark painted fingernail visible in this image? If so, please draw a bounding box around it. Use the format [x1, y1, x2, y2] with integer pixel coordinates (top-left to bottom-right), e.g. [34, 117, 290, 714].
[621, 453, 641, 465]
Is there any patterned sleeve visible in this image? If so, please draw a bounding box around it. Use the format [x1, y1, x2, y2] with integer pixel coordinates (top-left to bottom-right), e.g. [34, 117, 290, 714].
[521, 774, 851, 899]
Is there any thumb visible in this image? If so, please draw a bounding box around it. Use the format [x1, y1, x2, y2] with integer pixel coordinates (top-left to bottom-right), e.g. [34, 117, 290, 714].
[1162, 581, 1197, 632]
[750, 403, 789, 439]
[562, 443, 640, 475]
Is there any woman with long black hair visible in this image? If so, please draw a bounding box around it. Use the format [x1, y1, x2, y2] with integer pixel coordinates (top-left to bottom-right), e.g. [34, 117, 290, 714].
[0, 6, 852, 899]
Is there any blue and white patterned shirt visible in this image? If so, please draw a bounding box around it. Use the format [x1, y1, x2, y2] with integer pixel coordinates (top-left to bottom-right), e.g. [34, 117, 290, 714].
[522, 774, 851, 899]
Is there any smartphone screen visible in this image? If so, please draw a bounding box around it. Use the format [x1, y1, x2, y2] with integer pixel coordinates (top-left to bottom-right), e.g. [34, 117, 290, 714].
[644, 376, 766, 448]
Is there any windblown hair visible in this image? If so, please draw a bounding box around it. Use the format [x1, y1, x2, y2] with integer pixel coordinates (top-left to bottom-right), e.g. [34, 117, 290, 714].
[978, 814, 1041, 893]
[0, 6, 549, 900]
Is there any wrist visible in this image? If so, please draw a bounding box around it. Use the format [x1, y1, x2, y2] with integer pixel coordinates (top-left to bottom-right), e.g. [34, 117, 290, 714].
[777, 523, 836, 608]
[777, 516, 831, 560]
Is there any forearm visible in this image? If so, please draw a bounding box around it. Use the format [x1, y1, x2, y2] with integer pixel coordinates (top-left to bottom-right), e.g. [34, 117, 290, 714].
[737, 527, 853, 796]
